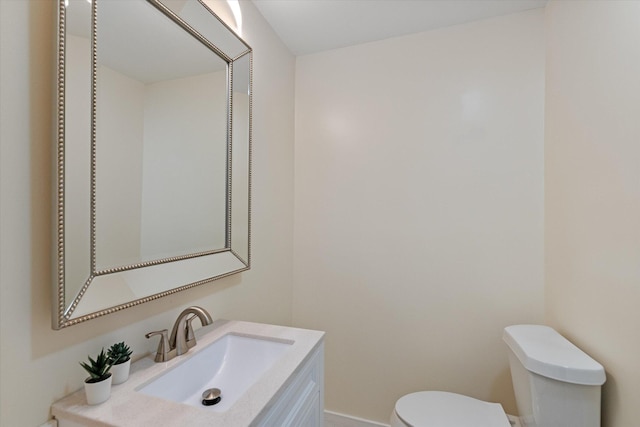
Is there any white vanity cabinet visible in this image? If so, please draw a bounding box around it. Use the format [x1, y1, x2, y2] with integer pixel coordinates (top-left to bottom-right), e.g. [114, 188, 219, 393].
[254, 343, 324, 427]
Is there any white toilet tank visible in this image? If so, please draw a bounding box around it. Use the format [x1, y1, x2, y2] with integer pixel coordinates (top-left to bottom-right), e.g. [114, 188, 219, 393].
[503, 325, 606, 427]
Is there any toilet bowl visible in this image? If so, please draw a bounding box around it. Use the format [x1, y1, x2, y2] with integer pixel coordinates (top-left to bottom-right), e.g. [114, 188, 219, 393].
[390, 391, 511, 427]
[390, 325, 605, 427]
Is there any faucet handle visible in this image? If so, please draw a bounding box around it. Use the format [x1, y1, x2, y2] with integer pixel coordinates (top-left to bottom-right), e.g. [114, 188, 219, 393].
[185, 315, 198, 349]
[145, 329, 170, 362]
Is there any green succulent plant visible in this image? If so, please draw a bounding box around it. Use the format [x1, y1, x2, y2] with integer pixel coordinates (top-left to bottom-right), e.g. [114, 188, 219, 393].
[80, 348, 113, 383]
[107, 341, 133, 365]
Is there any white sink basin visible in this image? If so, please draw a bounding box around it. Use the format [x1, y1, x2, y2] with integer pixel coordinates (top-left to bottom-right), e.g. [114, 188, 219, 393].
[137, 333, 293, 411]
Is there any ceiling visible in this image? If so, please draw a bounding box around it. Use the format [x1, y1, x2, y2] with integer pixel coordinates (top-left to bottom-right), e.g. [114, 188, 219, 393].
[252, 0, 548, 56]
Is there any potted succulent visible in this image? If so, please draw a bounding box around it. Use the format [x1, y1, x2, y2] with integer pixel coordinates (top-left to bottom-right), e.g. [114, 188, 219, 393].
[107, 341, 133, 385]
[80, 348, 113, 405]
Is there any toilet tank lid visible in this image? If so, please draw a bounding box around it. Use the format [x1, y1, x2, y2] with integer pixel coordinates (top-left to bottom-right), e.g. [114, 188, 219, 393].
[503, 325, 606, 386]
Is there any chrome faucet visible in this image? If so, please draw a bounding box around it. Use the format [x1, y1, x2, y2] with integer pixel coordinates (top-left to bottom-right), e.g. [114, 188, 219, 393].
[145, 306, 213, 362]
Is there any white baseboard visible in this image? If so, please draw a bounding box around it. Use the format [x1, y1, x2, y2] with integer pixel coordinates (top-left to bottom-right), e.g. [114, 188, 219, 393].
[325, 410, 390, 427]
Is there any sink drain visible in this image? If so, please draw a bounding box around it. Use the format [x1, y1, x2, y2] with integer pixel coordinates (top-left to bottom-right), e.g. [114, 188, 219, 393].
[201, 388, 222, 406]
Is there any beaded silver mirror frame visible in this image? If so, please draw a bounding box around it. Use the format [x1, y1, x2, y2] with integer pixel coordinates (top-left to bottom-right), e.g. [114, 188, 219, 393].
[53, 0, 252, 329]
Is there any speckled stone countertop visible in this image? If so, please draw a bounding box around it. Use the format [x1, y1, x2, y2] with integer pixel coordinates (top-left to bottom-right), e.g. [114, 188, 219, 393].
[51, 320, 325, 427]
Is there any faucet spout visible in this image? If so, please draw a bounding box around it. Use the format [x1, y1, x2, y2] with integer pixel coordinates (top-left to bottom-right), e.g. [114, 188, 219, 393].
[169, 306, 213, 357]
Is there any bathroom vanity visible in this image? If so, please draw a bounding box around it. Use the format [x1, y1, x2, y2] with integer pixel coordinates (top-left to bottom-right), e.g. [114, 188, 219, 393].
[51, 321, 324, 427]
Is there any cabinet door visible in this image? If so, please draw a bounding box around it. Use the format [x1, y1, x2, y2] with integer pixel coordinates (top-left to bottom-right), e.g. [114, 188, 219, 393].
[287, 391, 321, 427]
[254, 343, 324, 427]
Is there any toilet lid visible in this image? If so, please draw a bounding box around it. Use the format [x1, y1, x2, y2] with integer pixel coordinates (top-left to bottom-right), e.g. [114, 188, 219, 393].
[395, 391, 510, 427]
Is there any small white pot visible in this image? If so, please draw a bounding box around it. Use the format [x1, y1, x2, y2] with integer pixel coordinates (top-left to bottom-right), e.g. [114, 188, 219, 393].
[84, 374, 112, 405]
[111, 359, 131, 385]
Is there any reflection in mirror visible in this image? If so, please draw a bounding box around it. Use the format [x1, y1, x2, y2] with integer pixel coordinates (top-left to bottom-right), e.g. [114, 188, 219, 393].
[93, 0, 228, 270]
[54, 0, 252, 328]
[161, 0, 248, 59]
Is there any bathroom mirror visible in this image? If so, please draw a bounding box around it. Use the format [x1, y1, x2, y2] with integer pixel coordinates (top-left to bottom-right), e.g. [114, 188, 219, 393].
[53, 0, 252, 329]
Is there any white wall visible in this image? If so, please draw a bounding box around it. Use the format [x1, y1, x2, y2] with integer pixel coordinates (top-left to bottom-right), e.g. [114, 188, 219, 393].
[544, 1, 640, 426]
[0, 1, 295, 425]
[293, 10, 545, 422]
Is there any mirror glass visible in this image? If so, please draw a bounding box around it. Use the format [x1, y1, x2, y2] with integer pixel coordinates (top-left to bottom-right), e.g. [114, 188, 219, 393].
[94, 0, 228, 270]
[55, 0, 252, 328]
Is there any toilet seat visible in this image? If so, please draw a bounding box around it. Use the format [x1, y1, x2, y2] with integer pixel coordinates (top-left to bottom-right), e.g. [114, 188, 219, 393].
[393, 391, 511, 427]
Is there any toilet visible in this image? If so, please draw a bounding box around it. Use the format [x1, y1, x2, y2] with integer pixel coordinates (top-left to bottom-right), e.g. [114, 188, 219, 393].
[391, 325, 606, 427]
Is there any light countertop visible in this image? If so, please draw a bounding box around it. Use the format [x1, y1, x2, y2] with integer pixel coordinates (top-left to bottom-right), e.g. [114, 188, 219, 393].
[51, 320, 324, 427]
